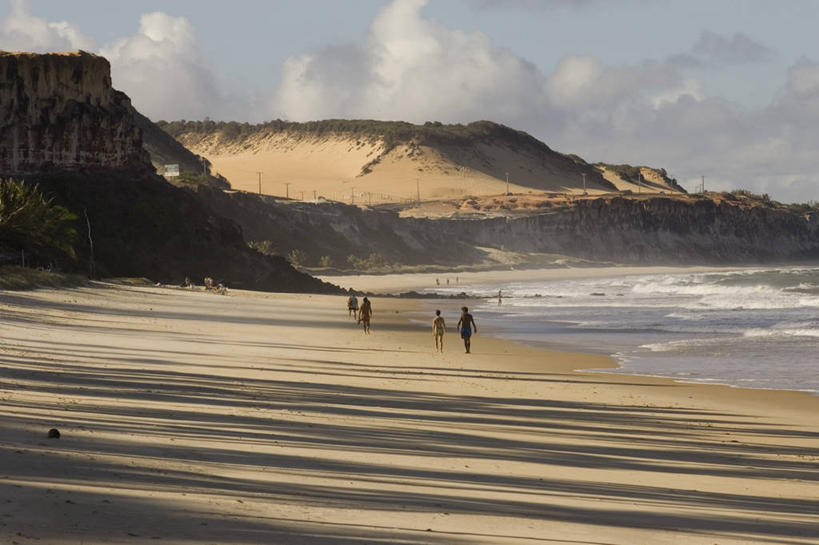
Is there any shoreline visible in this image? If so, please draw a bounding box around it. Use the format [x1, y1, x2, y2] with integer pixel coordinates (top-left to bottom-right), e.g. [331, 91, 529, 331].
[332, 265, 819, 398]
[318, 264, 759, 294]
[1, 282, 817, 544]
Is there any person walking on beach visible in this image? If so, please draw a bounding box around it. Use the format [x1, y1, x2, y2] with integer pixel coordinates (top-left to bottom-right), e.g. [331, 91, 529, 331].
[347, 295, 359, 318]
[358, 297, 372, 334]
[432, 310, 447, 352]
[457, 306, 477, 353]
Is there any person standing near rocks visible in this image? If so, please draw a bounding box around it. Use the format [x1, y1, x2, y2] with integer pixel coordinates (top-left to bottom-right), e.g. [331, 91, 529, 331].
[457, 306, 477, 353]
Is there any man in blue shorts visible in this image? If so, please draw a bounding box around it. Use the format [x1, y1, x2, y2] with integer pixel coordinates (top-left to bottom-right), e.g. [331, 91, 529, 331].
[456, 306, 477, 353]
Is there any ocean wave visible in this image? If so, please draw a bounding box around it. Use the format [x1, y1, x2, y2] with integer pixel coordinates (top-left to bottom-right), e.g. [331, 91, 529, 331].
[743, 328, 819, 338]
[638, 338, 722, 352]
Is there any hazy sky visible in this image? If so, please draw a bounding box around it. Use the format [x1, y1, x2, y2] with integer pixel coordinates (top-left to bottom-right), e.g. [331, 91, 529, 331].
[3, 0, 819, 201]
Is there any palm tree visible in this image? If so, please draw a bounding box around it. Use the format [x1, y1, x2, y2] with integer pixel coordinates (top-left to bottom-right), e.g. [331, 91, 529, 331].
[0, 178, 78, 262]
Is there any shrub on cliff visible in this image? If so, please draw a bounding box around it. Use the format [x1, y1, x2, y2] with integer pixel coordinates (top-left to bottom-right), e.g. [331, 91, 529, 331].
[0, 179, 77, 263]
[347, 253, 390, 271]
[249, 240, 279, 256]
[287, 248, 308, 267]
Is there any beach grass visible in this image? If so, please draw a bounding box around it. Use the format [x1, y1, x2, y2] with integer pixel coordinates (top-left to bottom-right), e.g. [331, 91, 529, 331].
[0, 265, 86, 290]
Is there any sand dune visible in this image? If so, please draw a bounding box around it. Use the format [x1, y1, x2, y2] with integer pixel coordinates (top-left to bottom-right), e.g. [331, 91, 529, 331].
[1, 279, 817, 544]
[598, 165, 683, 194]
[185, 136, 565, 203]
[168, 122, 627, 204]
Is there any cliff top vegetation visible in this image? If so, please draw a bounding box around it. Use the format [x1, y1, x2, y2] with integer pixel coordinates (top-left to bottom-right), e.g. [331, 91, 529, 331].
[156, 118, 558, 155]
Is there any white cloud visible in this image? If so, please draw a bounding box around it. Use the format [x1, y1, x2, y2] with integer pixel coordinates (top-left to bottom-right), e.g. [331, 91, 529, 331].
[100, 12, 241, 121]
[272, 0, 546, 125]
[0, 0, 94, 52]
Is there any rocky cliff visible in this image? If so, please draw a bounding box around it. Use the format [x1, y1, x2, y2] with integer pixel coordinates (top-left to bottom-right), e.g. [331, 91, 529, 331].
[0, 51, 150, 173]
[453, 196, 819, 263]
[0, 51, 338, 293]
[195, 189, 819, 268]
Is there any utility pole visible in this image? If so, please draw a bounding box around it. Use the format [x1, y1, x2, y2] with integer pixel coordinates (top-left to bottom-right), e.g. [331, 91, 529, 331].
[256, 171, 262, 195]
[638, 172, 642, 194]
[505, 172, 510, 195]
[701, 175, 705, 194]
[581, 173, 587, 194]
[300, 191, 304, 201]
[284, 182, 291, 199]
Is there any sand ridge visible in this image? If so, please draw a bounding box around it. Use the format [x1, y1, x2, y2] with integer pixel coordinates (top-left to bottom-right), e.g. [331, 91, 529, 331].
[173, 128, 621, 203]
[1, 279, 817, 544]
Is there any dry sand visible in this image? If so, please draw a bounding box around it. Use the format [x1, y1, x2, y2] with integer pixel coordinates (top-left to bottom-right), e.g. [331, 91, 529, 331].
[181, 133, 622, 203]
[1, 279, 817, 545]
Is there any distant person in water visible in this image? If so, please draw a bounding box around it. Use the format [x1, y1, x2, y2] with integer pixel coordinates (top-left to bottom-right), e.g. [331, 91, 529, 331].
[358, 297, 372, 334]
[457, 306, 477, 353]
[498, 289, 502, 306]
[432, 310, 447, 352]
[347, 295, 359, 318]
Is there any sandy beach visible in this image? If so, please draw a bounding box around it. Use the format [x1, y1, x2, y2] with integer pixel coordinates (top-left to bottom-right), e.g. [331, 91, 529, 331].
[1, 279, 817, 545]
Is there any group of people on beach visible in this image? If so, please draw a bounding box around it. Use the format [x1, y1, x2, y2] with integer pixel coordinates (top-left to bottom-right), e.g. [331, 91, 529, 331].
[346, 295, 477, 353]
[346, 295, 373, 334]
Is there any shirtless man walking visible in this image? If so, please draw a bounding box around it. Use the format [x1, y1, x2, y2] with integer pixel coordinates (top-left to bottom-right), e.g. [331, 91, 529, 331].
[358, 297, 373, 334]
[456, 306, 477, 353]
[432, 310, 446, 352]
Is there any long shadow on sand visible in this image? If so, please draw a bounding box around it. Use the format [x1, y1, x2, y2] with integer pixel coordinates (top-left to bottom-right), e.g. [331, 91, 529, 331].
[1, 294, 818, 544]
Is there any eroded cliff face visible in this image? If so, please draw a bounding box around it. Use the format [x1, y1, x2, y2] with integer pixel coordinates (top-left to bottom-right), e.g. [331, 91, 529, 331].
[457, 197, 819, 263]
[0, 51, 150, 173]
[194, 189, 819, 267]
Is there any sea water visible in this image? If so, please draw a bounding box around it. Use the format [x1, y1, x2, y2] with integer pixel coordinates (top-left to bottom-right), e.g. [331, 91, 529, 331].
[428, 266, 819, 395]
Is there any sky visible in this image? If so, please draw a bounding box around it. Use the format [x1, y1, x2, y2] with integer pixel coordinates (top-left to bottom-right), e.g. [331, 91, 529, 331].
[2, 0, 819, 202]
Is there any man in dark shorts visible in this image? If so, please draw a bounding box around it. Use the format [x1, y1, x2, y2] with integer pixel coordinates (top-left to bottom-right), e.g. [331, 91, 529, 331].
[347, 295, 359, 318]
[456, 306, 477, 353]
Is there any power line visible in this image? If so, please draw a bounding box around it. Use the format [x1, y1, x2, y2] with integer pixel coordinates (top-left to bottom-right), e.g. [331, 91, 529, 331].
[255, 171, 263, 195]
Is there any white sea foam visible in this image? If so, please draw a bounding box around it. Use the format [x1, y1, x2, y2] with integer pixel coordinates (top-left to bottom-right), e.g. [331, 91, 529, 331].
[466, 265, 819, 395]
[743, 328, 819, 338]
